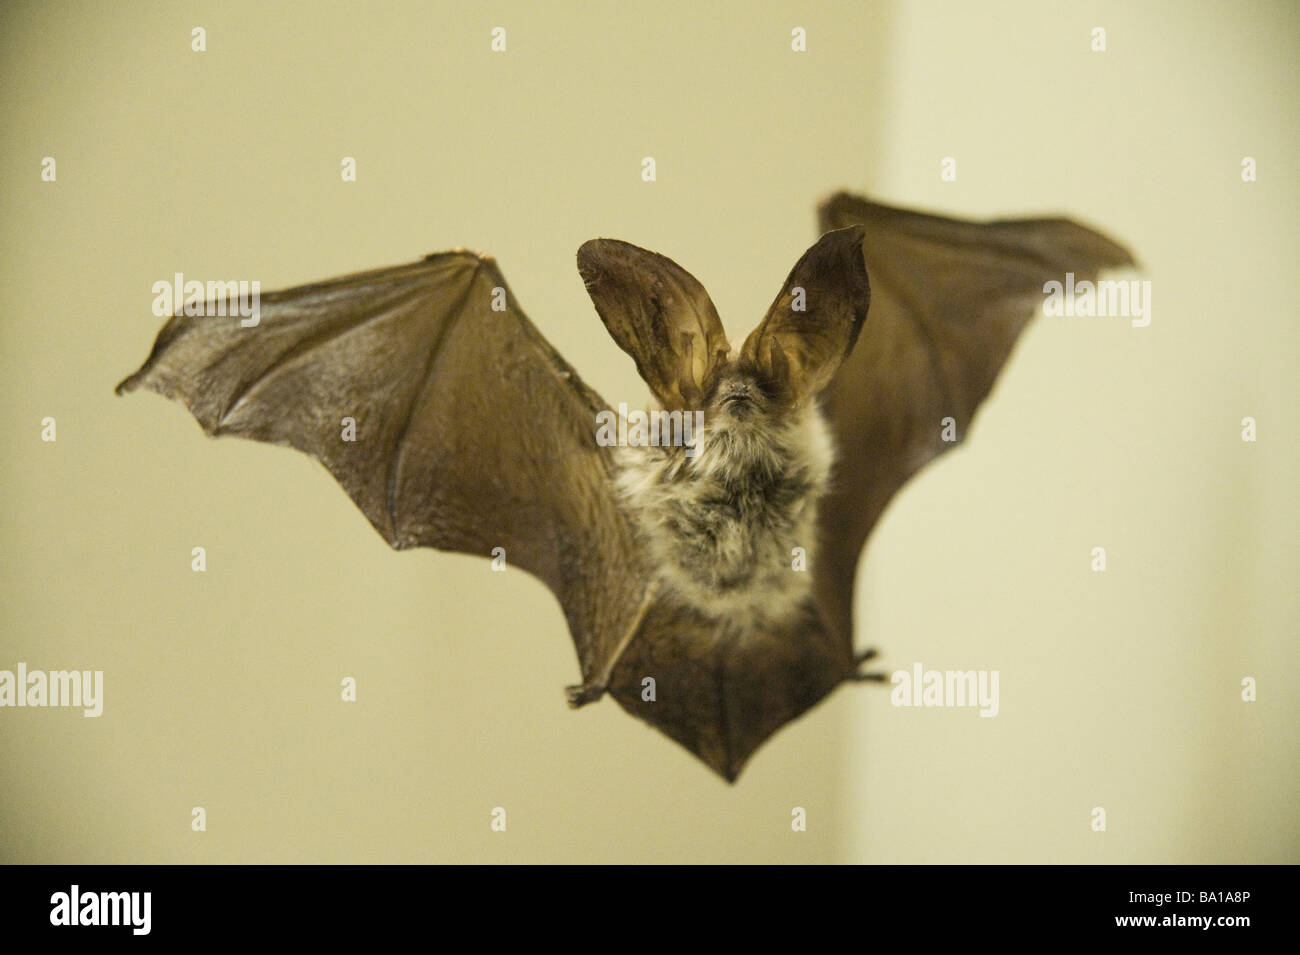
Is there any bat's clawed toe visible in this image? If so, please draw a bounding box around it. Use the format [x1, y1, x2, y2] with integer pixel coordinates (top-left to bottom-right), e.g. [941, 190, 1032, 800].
[565, 682, 606, 709]
[851, 670, 891, 684]
[854, 647, 879, 665]
[849, 647, 890, 684]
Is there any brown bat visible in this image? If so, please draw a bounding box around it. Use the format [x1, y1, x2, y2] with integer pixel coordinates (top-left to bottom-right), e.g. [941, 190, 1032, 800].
[117, 193, 1132, 781]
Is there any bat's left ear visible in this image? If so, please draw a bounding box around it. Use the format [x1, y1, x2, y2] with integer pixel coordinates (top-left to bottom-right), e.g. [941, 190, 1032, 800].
[577, 239, 731, 410]
[739, 225, 870, 405]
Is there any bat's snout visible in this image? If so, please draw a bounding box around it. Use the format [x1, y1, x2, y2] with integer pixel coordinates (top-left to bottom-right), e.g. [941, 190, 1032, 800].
[717, 381, 760, 417]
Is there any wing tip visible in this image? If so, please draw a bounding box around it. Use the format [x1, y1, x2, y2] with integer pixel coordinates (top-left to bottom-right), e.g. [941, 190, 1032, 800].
[425, 248, 495, 267]
[818, 189, 855, 208]
[1102, 236, 1139, 271]
[817, 190, 872, 228]
[1054, 222, 1139, 274]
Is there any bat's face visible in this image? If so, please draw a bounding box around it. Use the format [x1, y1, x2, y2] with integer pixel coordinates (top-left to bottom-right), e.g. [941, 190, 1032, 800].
[703, 365, 775, 426]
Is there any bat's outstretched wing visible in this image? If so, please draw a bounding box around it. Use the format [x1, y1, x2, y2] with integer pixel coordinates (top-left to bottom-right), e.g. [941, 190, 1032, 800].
[117, 252, 644, 685]
[813, 193, 1135, 647]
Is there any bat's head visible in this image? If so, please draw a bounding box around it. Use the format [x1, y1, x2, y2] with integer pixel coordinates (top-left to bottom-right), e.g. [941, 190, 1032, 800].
[577, 226, 870, 433]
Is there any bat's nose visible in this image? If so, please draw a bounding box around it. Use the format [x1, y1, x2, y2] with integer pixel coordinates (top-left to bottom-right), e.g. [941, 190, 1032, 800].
[720, 387, 758, 420]
[721, 382, 755, 404]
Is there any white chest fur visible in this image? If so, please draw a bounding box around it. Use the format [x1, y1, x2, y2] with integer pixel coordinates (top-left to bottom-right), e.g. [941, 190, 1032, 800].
[615, 403, 835, 628]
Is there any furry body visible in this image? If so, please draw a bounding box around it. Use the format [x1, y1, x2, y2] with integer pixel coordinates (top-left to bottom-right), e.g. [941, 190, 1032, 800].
[616, 401, 834, 628]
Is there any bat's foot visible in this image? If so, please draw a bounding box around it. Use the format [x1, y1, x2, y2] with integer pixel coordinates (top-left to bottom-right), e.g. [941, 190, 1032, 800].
[565, 682, 606, 709]
[849, 646, 890, 683]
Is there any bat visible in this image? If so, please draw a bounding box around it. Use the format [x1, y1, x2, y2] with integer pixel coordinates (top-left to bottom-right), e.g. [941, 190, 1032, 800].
[116, 192, 1133, 781]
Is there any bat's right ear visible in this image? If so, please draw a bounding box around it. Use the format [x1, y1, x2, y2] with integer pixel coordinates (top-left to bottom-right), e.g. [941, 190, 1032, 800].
[577, 239, 730, 410]
[739, 225, 870, 405]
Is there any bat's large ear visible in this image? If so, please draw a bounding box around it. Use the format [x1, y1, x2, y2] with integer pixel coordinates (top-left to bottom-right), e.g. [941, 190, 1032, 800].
[577, 239, 730, 410]
[739, 225, 870, 405]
